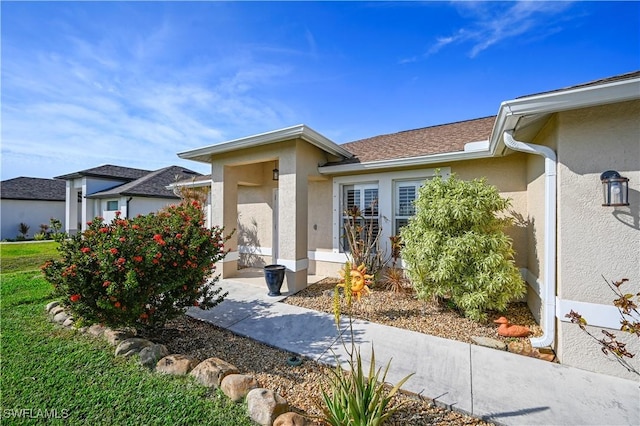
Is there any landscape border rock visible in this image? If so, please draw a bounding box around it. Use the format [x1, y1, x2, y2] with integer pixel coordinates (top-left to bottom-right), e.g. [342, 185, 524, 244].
[189, 357, 239, 388]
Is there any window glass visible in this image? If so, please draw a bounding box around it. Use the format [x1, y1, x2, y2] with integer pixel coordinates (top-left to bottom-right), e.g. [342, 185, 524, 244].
[341, 184, 379, 252]
[106, 200, 118, 211]
[394, 181, 422, 234]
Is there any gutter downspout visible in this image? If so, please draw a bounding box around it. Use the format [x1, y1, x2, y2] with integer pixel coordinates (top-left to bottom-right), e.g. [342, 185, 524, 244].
[125, 197, 133, 219]
[503, 130, 556, 348]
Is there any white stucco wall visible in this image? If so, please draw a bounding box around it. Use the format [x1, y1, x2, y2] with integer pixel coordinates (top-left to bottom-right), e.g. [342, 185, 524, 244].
[554, 100, 640, 380]
[0, 200, 65, 240]
[127, 197, 180, 218]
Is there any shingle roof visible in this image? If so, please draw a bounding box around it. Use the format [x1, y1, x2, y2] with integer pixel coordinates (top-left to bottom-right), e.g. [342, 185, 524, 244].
[87, 166, 201, 199]
[1, 177, 66, 201]
[55, 164, 152, 181]
[518, 70, 640, 99]
[334, 116, 496, 164]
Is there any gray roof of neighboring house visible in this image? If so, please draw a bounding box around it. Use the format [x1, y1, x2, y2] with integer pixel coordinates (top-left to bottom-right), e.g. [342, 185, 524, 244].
[87, 166, 202, 199]
[0, 177, 66, 201]
[333, 116, 496, 165]
[55, 164, 152, 181]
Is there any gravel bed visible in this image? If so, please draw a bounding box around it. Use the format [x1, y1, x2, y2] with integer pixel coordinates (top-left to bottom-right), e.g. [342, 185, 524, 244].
[143, 315, 491, 425]
[284, 278, 543, 344]
[142, 278, 541, 425]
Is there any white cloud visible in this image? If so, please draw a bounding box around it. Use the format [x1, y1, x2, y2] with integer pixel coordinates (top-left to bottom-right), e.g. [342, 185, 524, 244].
[1, 18, 298, 179]
[425, 1, 575, 58]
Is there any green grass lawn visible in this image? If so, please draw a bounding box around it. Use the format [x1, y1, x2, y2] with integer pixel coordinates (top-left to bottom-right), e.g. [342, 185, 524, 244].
[1, 241, 60, 274]
[0, 245, 253, 425]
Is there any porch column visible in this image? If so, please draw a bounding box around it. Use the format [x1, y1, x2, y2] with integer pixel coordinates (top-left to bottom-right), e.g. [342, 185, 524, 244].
[64, 181, 79, 235]
[277, 146, 309, 293]
[211, 164, 239, 278]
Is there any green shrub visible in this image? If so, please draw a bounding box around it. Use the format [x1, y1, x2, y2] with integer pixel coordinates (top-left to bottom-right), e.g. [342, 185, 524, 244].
[34, 232, 47, 240]
[400, 173, 525, 321]
[42, 200, 230, 330]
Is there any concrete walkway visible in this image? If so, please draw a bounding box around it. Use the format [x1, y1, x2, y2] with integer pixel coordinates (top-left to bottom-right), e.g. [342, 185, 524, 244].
[188, 277, 640, 426]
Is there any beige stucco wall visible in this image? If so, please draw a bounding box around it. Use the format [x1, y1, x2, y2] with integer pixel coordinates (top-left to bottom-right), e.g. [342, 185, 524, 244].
[316, 154, 531, 279]
[554, 100, 640, 379]
[453, 153, 529, 268]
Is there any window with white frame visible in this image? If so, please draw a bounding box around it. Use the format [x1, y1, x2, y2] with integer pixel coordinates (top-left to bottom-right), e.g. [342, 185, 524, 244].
[106, 200, 119, 211]
[341, 183, 379, 252]
[394, 180, 423, 234]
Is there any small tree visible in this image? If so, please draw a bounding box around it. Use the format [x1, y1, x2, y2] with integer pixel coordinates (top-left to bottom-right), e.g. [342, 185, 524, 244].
[400, 173, 525, 321]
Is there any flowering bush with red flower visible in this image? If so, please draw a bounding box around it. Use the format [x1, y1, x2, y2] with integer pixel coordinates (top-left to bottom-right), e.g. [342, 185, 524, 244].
[42, 200, 231, 330]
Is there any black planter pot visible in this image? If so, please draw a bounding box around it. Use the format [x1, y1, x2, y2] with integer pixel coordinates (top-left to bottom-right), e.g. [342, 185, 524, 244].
[264, 264, 286, 296]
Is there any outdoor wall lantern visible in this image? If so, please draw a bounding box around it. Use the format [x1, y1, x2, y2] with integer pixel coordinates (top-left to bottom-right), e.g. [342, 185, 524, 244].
[272, 162, 279, 181]
[600, 170, 629, 206]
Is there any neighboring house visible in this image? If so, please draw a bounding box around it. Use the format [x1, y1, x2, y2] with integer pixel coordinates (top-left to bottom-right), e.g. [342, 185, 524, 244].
[0, 177, 66, 240]
[55, 165, 201, 234]
[178, 70, 639, 380]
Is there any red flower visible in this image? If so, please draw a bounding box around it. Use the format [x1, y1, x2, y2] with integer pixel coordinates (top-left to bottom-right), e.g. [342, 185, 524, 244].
[81, 247, 91, 254]
[70, 294, 81, 302]
[103, 281, 110, 287]
[153, 234, 166, 245]
[117, 257, 126, 265]
[115, 211, 121, 218]
[176, 233, 182, 239]
[110, 248, 119, 255]
[114, 301, 121, 308]
[132, 224, 140, 230]
[133, 256, 143, 263]
[99, 227, 109, 233]
[119, 237, 125, 242]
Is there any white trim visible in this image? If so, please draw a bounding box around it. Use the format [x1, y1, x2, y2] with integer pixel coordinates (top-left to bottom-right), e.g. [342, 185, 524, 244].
[320, 150, 490, 174]
[308, 250, 348, 263]
[557, 298, 623, 330]
[489, 76, 640, 153]
[225, 251, 239, 262]
[238, 245, 272, 256]
[167, 179, 212, 190]
[178, 124, 353, 164]
[277, 258, 309, 272]
[331, 168, 449, 254]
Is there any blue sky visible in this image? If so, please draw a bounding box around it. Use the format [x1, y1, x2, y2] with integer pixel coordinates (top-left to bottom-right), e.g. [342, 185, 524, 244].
[2, 1, 639, 180]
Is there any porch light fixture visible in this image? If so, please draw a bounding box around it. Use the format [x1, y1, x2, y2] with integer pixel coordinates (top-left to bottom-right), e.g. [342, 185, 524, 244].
[272, 162, 279, 181]
[600, 170, 629, 206]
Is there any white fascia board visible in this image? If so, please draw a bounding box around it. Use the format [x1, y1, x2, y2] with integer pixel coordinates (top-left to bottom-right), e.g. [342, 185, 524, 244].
[166, 179, 212, 190]
[178, 124, 353, 163]
[318, 148, 494, 175]
[489, 77, 640, 151]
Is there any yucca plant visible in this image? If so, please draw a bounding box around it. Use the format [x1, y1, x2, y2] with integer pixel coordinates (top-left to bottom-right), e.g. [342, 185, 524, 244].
[319, 261, 414, 425]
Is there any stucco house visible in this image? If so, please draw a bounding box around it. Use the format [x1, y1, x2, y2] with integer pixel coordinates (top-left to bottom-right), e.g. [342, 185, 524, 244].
[0, 177, 66, 240]
[55, 164, 202, 234]
[178, 71, 639, 379]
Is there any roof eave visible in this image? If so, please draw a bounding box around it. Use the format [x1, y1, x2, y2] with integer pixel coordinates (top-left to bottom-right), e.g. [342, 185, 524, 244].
[178, 124, 353, 164]
[318, 149, 494, 174]
[488, 76, 640, 152]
